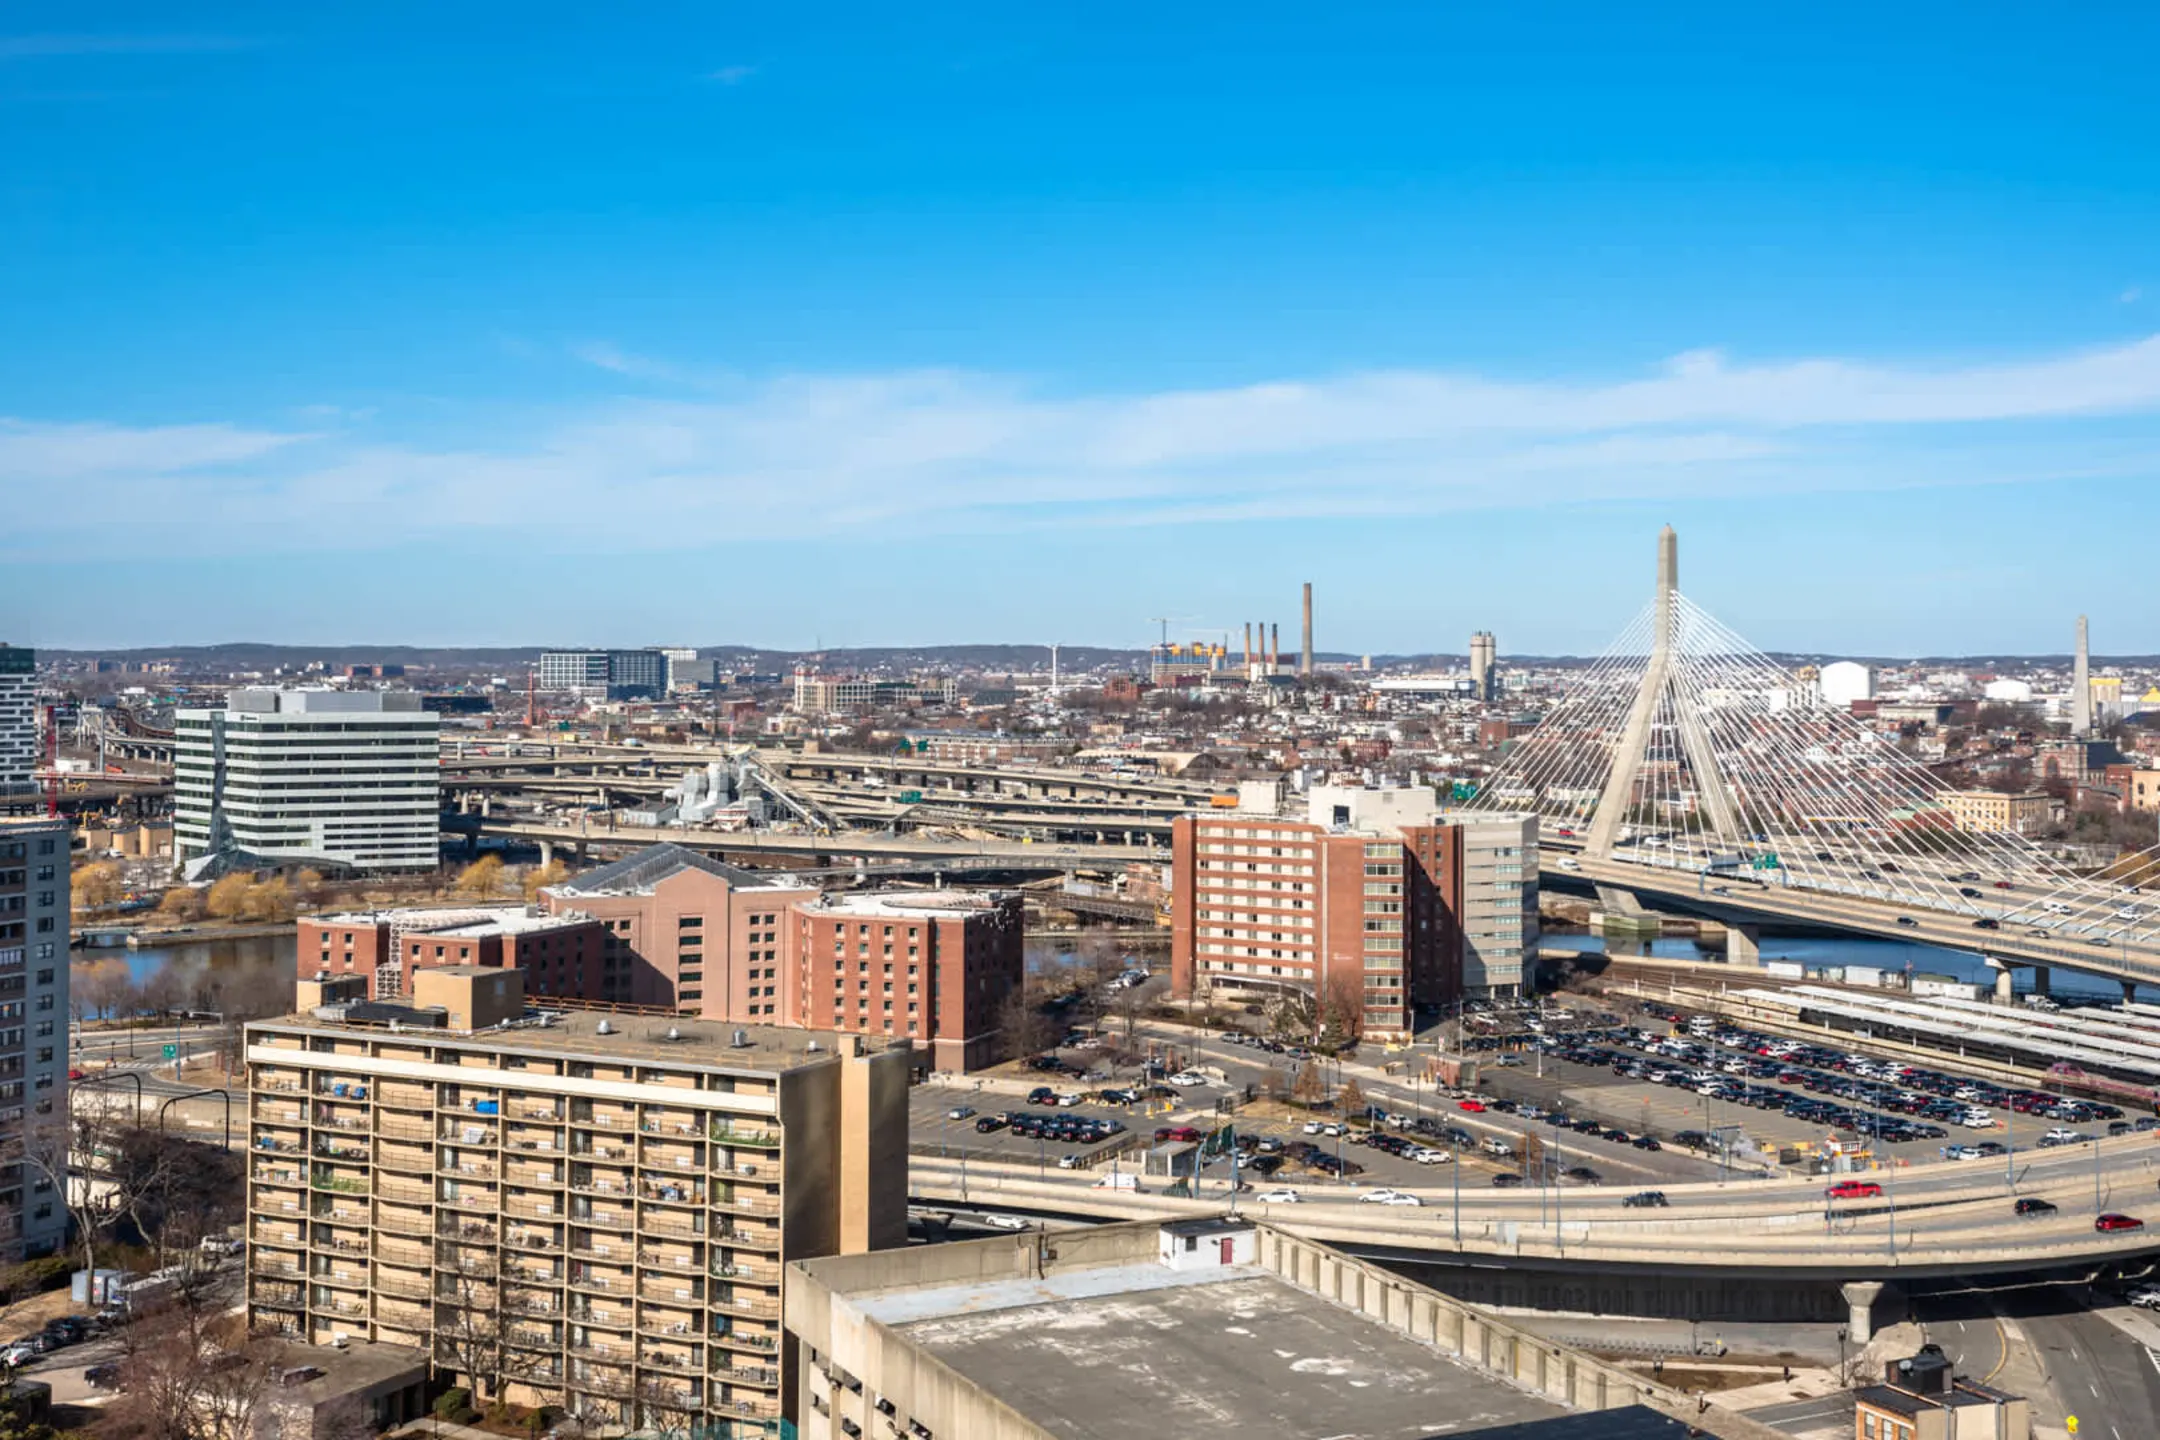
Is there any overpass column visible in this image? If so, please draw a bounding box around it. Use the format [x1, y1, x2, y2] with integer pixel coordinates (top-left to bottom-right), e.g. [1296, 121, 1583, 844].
[1990, 960, 2014, 1004]
[2031, 966, 2049, 998]
[539, 840, 554, 869]
[1726, 923, 1760, 968]
[2124, 979, 2139, 1006]
[1840, 1281, 1885, 1344]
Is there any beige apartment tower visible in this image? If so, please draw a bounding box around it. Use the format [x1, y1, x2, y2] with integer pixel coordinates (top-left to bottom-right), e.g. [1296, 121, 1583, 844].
[244, 968, 909, 1439]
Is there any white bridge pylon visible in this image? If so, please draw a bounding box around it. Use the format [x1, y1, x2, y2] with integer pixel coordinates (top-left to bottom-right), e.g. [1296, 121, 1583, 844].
[1468, 528, 2160, 948]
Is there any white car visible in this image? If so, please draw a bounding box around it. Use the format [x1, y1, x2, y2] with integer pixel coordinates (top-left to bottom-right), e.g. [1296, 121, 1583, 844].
[2128, 1287, 2160, 1311]
[1359, 1189, 1422, 1207]
[0, 1342, 38, 1367]
[1559, 858, 1581, 871]
[1256, 1188, 1301, 1204]
[1056, 1153, 1084, 1170]
[2043, 1126, 2083, 1144]
[1303, 1120, 1325, 1135]
[947, 1106, 976, 1121]
[1412, 1148, 1453, 1165]
[1942, 1144, 1982, 1161]
[1168, 1072, 1210, 1087]
[982, 1214, 1030, 1231]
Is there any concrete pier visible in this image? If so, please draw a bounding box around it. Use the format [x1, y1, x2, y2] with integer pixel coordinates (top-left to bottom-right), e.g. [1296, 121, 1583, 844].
[1841, 1281, 1886, 1344]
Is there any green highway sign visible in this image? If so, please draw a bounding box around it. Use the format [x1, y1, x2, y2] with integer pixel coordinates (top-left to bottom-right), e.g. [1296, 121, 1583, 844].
[162, 1044, 178, 1060]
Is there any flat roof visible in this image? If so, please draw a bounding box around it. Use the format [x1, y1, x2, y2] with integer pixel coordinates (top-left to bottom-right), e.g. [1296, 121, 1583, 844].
[870, 1263, 1569, 1440]
[802, 888, 1009, 918]
[252, 1005, 902, 1075]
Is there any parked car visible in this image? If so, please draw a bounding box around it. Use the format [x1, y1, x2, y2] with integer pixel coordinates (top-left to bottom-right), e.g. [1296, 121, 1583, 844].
[974, 1115, 1008, 1134]
[947, 1105, 976, 1121]
[84, 1362, 123, 1391]
[1457, 1099, 1487, 1113]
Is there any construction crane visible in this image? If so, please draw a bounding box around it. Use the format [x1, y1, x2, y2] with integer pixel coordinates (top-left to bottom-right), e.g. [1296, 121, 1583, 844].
[1148, 617, 1174, 647]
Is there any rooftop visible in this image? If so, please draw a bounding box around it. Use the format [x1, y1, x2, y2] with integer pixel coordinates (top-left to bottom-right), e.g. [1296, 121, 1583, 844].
[802, 888, 1013, 918]
[862, 1261, 1569, 1440]
[253, 1002, 901, 1075]
[310, 905, 593, 938]
[548, 842, 811, 897]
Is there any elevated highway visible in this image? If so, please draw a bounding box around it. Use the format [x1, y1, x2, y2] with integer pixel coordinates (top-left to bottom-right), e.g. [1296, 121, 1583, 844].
[1560, 846, 2160, 995]
[908, 1131, 2160, 1282]
[455, 814, 1156, 872]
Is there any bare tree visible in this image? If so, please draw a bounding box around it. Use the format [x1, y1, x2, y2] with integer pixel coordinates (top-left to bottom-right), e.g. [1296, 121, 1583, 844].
[995, 980, 1059, 1062]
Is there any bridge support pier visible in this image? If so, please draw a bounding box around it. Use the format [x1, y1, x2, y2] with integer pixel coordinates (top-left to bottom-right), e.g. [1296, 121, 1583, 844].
[2124, 978, 2139, 1006]
[539, 840, 554, 869]
[1726, 923, 1761, 968]
[1993, 964, 2014, 1004]
[1840, 1281, 1886, 1344]
[2031, 966, 2050, 998]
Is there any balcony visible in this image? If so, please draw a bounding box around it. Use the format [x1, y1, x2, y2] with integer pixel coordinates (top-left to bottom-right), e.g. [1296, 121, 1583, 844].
[377, 1085, 435, 1110]
[708, 1293, 779, 1321]
[636, 1216, 708, 1243]
[316, 1295, 369, 1320]
[250, 1191, 304, 1216]
[252, 1256, 305, 1279]
[375, 1212, 435, 1239]
[504, 1328, 561, 1353]
[567, 1368, 636, 1400]
[502, 1293, 563, 1319]
[569, 1236, 628, 1261]
[571, 1111, 633, 1131]
[375, 1116, 435, 1141]
[569, 1272, 627, 1296]
[309, 1233, 369, 1257]
[437, 1189, 500, 1216]
[711, 1330, 778, 1354]
[509, 1232, 562, 1255]
[637, 1183, 706, 1207]
[312, 1140, 369, 1163]
[568, 1176, 631, 1198]
[709, 1125, 777, 1149]
[636, 1314, 699, 1341]
[440, 1125, 499, 1147]
[376, 1149, 434, 1176]
[250, 1282, 304, 1309]
[637, 1251, 703, 1275]
[711, 1191, 779, 1218]
[374, 1273, 433, 1301]
[711, 1228, 779, 1252]
[437, 1220, 500, 1245]
[437, 1161, 499, 1183]
[309, 1202, 368, 1225]
[710, 1360, 779, 1388]
[309, 1174, 369, 1197]
[375, 1177, 435, 1205]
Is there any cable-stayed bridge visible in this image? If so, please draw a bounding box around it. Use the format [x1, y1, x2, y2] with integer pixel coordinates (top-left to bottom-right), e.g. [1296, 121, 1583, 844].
[1468, 528, 2160, 996]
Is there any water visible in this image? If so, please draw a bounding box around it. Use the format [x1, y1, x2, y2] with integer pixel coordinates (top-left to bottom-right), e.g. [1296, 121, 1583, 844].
[1543, 932, 2151, 1005]
[75, 933, 299, 1010]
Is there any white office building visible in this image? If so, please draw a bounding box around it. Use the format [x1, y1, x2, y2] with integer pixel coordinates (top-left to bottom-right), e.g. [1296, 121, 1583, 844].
[175, 690, 440, 875]
[1819, 661, 1875, 709]
[1455, 812, 1540, 995]
[0, 646, 35, 806]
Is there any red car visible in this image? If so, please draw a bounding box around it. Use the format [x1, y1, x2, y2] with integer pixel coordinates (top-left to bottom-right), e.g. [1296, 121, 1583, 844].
[1825, 1180, 1883, 1199]
[2095, 1213, 2145, 1232]
[1458, 1100, 1486, 1113]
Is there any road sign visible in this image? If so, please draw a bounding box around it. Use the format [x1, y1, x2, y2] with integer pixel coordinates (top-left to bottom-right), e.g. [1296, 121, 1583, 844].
[162, 1044, 177, 1060]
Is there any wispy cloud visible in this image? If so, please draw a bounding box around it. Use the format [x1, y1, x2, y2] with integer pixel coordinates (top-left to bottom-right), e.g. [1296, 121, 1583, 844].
[9, 334, 2160, 558]
[0, 34, 258, 59]
[704, 64, 756, 85]
[2124, 286, 2145, 305]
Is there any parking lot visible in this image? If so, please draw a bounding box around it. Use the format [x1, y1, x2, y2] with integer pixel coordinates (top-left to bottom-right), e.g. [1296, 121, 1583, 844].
[1459, 997, 2142, 1170]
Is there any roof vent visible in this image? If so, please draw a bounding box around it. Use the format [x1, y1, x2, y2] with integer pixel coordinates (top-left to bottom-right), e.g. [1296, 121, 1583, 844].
[806, 1040, 822, 1052]
[596, 1019, 614, 1036]
[665, 1026, 683, 1042]
[731, 1029, 751, 1048]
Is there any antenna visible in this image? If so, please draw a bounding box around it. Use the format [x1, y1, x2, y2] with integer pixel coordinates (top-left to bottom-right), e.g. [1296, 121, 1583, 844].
[1148, 617, 1172, 647]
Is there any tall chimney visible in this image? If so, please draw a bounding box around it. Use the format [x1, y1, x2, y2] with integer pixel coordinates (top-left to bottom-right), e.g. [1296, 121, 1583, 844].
[1301, 582, 1314, 678]
[1270, 623, 1279, 669]
[1243, 622, 1252, 669]
[2073, 614, 2093, 736]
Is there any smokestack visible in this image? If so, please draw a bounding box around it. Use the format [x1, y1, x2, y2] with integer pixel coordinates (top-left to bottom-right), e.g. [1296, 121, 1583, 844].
[1270, 623, 1279, 669]
[2073, 614, 2093, 736]
[1244, 622, 1252, 670]
[1301, 582, 1313, 678]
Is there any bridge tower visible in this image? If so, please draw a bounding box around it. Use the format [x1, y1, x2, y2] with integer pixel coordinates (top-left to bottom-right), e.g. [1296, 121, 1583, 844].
[1582, 526, 1743, 860]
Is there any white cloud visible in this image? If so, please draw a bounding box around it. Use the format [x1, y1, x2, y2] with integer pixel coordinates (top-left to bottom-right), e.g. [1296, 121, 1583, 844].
[9, 333, 2160, 556]
[705, 64, 756, 85]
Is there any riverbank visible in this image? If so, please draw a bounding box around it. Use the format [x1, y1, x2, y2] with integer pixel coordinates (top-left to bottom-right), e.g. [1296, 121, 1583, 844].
[74, 919, 295, 950]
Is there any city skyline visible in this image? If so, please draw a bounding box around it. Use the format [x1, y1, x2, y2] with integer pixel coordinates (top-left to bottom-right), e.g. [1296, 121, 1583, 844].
[7, 6, 2160, 652]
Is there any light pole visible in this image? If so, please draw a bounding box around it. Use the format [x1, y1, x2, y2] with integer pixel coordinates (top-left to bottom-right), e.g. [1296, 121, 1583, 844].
[1451, 1142, 1461, 1248]
[1552, 1113, 1564, 1257]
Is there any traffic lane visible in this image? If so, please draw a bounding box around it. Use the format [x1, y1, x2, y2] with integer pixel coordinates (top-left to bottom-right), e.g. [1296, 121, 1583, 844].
[2018, 1290, 2160, 1440]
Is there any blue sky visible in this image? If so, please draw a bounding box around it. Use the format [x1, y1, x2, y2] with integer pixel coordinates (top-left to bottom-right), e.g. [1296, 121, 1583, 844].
[5, 4, 2160, 656]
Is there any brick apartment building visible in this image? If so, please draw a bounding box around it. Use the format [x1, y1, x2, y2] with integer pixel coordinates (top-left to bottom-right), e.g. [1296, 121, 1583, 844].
[789, 890, 1024, 1072]
[1170, 785, 1538, 1035]
[542, 846, 819, 1016]
[538, 844, 1024, 1071]
[299, 907, 606, 1001]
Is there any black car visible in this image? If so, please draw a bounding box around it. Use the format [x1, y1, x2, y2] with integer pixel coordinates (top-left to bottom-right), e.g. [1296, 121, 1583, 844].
[1631, 1136, 1663, 1151]
[974, 1115, 1009, 1133]
[1490, 1172, 1524, 1188]
[40, 1318, 85, 1346]
[1560, 1166, 1603, 1185]
[1622, 1190, 1669, 1208]
[2014, 1197, 2058, 1217]
[1973, 918, 2000, 930]
[1895, 916, 1918, 928]
[84, 1362, 122, 1391]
